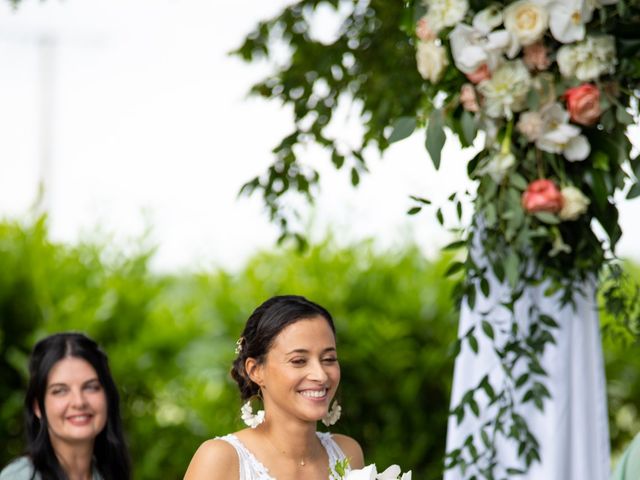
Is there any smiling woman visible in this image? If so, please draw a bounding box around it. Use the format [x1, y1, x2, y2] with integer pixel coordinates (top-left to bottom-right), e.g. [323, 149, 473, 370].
[0, 333, 131, 480]
[183, 295, 365, 480]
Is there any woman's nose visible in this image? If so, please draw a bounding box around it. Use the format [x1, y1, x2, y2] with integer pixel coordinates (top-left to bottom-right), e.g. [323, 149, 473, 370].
[308, 360, 329, 382]
[70, 389, 88, 408]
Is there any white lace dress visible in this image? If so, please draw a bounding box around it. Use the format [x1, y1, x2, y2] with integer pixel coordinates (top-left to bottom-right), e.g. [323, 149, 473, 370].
[217, 431, 348, 480]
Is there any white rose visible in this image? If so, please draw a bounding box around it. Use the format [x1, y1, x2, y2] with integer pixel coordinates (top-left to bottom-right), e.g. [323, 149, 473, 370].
[477, 60, 531, 118]
[504, 0, 549, 46]
[416, 41, 449, 83]
[557, 35, 617, 81]
[424, 0, 469, 33]
[559, 186, 590, 220]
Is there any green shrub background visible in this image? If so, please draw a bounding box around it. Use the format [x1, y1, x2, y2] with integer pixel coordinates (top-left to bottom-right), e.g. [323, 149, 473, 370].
[1, 218, 638, 479]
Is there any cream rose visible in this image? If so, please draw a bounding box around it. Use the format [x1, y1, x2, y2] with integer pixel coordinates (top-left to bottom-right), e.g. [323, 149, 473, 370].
[559, 186, 590, 220]
[424, 0, 469, 33]
[416, 41, 449, 83]
[477, 60, 531, 118]
[557, 35, 617, 81]
[504, 0, 549, 46]
[517, 111, 544, 141]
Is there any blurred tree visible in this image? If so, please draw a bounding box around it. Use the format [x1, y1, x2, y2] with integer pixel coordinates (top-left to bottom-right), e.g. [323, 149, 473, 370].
[1, 219, 639, 478]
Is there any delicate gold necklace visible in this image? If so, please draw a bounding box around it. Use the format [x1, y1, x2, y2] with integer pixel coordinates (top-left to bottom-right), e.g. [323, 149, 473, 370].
[263, 433, 310, 467]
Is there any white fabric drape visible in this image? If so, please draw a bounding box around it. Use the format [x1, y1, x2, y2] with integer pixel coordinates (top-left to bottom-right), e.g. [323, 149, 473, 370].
[444, 274, 610, 480]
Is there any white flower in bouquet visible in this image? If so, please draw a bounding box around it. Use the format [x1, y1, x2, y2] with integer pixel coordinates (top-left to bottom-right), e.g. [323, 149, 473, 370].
[472, 5, 503, 34]
[559, 186, 590, 220]
[477, 60, 531, 118]
[423, 0, 468, 34]
[477, 151, 516, 183]
[416, 41, 449, 83]
[557, 35, 616, 81]
[341, 464, 411, 480]
[535, 103, 591, 161]
[546, 0, 591, 43]
[548, 0, 620, 43]
[449, 24, 517, 75]
[504, 0, 549, 46]
[517, 111, 545, 141]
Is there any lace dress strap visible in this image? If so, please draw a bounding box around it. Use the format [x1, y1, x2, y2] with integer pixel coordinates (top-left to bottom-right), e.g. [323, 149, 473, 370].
[217, 434, 275, 480]
[317, 432, 350, 474]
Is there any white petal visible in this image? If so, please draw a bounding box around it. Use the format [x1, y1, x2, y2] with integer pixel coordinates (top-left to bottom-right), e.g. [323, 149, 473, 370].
[472, 6, 503, 34]
[485, 30, 511, 50]
[549, 4, 586, 43]
[564, 135, 591, 161]
[376, 465, 401, 479]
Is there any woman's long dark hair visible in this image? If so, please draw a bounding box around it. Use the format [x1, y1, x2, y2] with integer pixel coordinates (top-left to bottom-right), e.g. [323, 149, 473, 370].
[24, 332, 131, 480]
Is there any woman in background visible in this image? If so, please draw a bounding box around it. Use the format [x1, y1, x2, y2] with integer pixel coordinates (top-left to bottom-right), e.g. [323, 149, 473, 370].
[184, 295, 364, 479]
[0, 332, 131, 480]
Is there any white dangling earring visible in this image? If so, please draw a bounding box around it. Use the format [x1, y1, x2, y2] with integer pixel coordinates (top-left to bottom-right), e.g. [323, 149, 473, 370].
[241, 399, 265, 428]
[322, 400, 341, 426]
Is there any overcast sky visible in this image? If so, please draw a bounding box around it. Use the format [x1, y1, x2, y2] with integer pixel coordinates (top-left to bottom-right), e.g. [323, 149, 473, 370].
[1, 0, 638, 272]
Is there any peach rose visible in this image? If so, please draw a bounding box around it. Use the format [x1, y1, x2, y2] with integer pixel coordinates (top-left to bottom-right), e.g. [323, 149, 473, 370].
[466, 64, 491, 84]
[460, 84, 479, 112]
[564, 84, 601, 126]
[522, 179, 563, 214]
[523, 42, 551, 71]
[416, 17, 437, 41]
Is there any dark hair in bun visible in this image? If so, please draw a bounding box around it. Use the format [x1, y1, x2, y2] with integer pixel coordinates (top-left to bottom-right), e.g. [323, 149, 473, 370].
[230, 295, 335, 400]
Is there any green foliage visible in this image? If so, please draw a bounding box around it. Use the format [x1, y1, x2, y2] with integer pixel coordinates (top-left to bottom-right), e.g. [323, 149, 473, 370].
[233, 0, 426, 241]
[1, 218, 639, 477]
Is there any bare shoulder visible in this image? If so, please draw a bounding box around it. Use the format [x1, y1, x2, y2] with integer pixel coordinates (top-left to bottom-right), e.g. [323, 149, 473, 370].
[331, 433, 365, 469]
[183, 438, 239, 480]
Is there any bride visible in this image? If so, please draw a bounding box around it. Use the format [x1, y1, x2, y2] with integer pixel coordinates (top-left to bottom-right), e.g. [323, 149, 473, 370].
[184, 295, 364, 480]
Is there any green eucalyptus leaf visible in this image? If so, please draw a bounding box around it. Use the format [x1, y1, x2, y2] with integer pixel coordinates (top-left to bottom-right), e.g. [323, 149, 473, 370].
[461, 110, 478, 146]
[481, 320, 495, 339]
[468, 334, 479, 354]
[505, 252, 519, 288]
[510, 173, 529, 191]
[533, 212, 560, 224]
[389, 116, 417, 143]
[585, 170, 608, 210]
[426, 109, 446, 170]
[616, 106, 634, 125]
[351, 167, 360, 186]
[627, 182, 640, 200]
[445, 261, 465, 277]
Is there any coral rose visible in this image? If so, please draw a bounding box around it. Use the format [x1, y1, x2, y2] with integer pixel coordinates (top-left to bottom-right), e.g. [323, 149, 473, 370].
[522, 179, 563, 214]
[565, 84, 601, 126]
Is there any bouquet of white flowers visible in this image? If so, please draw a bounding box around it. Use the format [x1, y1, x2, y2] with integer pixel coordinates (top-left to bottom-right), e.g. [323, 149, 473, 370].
[331, 459, 412, 480]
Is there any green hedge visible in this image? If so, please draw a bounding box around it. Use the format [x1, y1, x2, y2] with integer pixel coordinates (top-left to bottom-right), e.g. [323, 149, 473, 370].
[1, 218, 638, 478]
